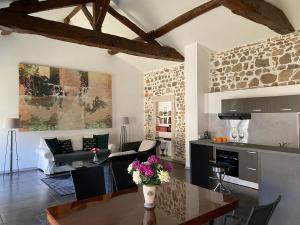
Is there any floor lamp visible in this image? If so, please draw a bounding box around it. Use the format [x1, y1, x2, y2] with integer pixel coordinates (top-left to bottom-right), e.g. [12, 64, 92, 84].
[119, 117, 129, 151]
[3, 118, 20, 176]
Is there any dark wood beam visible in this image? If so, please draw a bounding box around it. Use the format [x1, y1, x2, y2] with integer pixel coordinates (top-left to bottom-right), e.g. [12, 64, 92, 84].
[1, 30, 12, 35]
[109, 0, 220, 55]
[64, 5, 82, 24]
[2, 0, 94, 14]
[93, 0, 110, 31]
[0, 11, 184, 62]
[150, 0, 221, 39]
[216, 0, 295, 34]
[107, 6, 160, 46]
[81, 5, 94, 28]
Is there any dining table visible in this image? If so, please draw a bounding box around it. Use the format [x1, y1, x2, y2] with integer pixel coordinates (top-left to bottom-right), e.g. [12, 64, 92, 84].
[46, 178, 239, 225]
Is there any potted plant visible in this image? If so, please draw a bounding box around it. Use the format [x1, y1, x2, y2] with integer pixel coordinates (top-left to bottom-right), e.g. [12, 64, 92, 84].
[127, 155, 172, 208]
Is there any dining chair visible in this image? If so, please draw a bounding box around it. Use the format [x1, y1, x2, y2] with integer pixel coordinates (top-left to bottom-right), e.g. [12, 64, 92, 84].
[224, 195, 281, 225]
[71, 166, 106, 200]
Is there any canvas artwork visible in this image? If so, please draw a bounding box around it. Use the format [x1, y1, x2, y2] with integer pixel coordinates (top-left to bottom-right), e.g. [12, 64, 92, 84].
[19, 63, 112, 131]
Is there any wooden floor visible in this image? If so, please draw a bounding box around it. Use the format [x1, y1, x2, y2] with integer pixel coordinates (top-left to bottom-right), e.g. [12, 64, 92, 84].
[0, 162, 257, 225]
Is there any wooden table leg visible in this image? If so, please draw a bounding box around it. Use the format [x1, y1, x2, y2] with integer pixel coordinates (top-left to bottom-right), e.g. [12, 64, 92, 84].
[209, 220, 214, 225]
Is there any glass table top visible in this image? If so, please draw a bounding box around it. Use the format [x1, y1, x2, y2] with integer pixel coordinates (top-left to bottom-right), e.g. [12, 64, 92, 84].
[47, 178, 239, 225]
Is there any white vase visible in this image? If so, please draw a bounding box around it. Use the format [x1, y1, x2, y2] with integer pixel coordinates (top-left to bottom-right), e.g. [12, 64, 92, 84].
[143, 185, 156, 208]
[93, 153, 99, 162]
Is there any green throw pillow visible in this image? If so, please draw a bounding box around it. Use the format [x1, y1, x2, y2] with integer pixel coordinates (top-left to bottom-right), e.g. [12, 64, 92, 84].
[93, 134, 109, 149]
[45, 138, 63, 155]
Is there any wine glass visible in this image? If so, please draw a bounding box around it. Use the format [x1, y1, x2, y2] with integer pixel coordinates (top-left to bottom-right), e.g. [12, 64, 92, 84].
[231, 128, 238, 142]
[239, 130, 244, 143]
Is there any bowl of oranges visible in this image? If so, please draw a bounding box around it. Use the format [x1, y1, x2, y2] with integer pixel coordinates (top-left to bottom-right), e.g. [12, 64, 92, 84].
[212, 137, 228, 143]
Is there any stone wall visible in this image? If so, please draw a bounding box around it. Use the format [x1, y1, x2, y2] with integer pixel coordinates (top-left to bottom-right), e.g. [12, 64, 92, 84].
[144, 64, 185, 162]
[210, 30, 300, 92]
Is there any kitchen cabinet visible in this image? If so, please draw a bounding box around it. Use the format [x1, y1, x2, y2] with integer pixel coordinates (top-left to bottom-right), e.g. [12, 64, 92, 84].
[270, 95, 300, 113]
[221, 95, 300, 113]
[190, 143, 210, 189]
[222, 99, 246, 113]
[239, 150, 258, 183]
[244, 97, 270, 113]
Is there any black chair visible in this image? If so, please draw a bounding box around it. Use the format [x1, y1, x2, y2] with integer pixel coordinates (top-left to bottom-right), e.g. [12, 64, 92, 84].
[122, 140, 160, 162]
[71, 166, 106, 200]
[224, 196, 281, 225]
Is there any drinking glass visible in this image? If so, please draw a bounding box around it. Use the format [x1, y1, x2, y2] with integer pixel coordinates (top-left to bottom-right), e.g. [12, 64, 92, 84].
[239, 130, 244, 143]
[231, 128, 238, 142]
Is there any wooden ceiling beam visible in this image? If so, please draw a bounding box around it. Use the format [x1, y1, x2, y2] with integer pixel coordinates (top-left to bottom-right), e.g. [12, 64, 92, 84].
[1, 0, 95, 14]
[1, 30, 12, 35]
[81, 5, 94, 29]
[109, 0, 220, 55]
[216, 0, 295, 34]
[0, 11, 184, 62]
[151, 0, 221, 39]
[107, 6, 160, 46]
[93, 0, 110, 31]
[64, 5, 82, 24]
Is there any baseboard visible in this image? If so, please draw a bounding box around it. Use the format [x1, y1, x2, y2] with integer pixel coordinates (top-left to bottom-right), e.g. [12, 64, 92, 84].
[223, 175, 259, 189]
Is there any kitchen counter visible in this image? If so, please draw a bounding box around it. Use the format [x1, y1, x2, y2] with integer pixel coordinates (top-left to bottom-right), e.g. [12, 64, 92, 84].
[190, 139, 300, 155]
[190, 139, 300, 225]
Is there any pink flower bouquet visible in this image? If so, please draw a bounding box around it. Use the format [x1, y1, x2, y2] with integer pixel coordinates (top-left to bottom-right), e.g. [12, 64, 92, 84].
[90, 147, 100, 154]
[128, 155, 172, 185]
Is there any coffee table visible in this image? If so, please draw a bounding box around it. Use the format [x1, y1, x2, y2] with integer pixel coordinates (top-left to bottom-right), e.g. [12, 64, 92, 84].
[46, 178, 239, 225]
[67, 156, 109, 170]
[53, 152, 110, 173]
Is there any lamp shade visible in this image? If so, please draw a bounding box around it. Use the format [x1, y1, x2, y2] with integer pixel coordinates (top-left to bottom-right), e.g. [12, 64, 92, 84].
[2, 118, 20, 129]
[121, 116, 129, 125]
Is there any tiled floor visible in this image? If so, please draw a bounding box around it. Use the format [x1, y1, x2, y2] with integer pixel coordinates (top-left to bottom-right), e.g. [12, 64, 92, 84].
[0, 162, 258, 225]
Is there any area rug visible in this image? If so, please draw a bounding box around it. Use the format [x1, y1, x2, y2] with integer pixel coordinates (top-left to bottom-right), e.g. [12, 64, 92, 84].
[41, 173, 75, 196]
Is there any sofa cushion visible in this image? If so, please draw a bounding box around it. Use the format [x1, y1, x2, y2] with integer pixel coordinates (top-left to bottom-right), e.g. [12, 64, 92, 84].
[45, 138, 63, 155]
[94, 134, 109, 149]
[138, 140, 156, 152]
[59, 139, 73, 153]
[82, 138, 96, 151]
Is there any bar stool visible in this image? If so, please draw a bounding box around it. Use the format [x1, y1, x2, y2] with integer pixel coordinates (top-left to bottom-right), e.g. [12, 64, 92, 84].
[211, 162, 231, 194]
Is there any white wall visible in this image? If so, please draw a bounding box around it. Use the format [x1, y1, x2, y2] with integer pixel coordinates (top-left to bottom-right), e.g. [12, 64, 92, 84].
[184, 42, 211, 168]
[0, 33, 144, 172]
[205, 84, 300, 114]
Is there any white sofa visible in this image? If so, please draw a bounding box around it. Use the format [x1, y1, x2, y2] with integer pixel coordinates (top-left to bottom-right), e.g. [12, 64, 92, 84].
[36, 134, 116, 175]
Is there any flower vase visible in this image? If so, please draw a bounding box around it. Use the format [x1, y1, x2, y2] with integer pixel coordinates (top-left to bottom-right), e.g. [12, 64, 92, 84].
[143, 185, 156, 208]
[93, 153, 99, 163]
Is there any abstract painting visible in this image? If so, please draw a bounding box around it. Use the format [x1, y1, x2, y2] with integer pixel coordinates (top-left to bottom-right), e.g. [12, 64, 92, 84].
[19, 63, 112, 131]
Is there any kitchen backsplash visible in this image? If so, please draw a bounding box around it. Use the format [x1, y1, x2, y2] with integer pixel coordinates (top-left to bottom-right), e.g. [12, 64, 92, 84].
[208, 113, 299, 148]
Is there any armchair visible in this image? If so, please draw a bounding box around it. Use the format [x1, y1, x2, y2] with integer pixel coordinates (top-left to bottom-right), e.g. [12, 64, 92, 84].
[122, 140, 160, 162]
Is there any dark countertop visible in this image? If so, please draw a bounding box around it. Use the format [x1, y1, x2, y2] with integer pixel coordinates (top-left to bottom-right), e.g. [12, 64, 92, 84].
[190, 139, 300, 155]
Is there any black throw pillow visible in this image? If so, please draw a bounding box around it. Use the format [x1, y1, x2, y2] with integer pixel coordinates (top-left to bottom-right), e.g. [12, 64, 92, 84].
[82, 138, 96, 151]
[45, 138, 63, 155]
[93, 134, 109, 149]
[59, 139, 74, 153]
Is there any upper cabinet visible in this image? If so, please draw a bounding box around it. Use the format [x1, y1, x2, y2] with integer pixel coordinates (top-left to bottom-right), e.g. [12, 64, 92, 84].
[222, 99, 245, 113]
[244, 97, 271, 113]
[222, 95, 300, 113]
[270, 95, 300, 113]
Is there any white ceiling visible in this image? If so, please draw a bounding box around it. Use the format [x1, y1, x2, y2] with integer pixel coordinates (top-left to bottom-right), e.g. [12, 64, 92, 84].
[2, 0, 300, 73]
